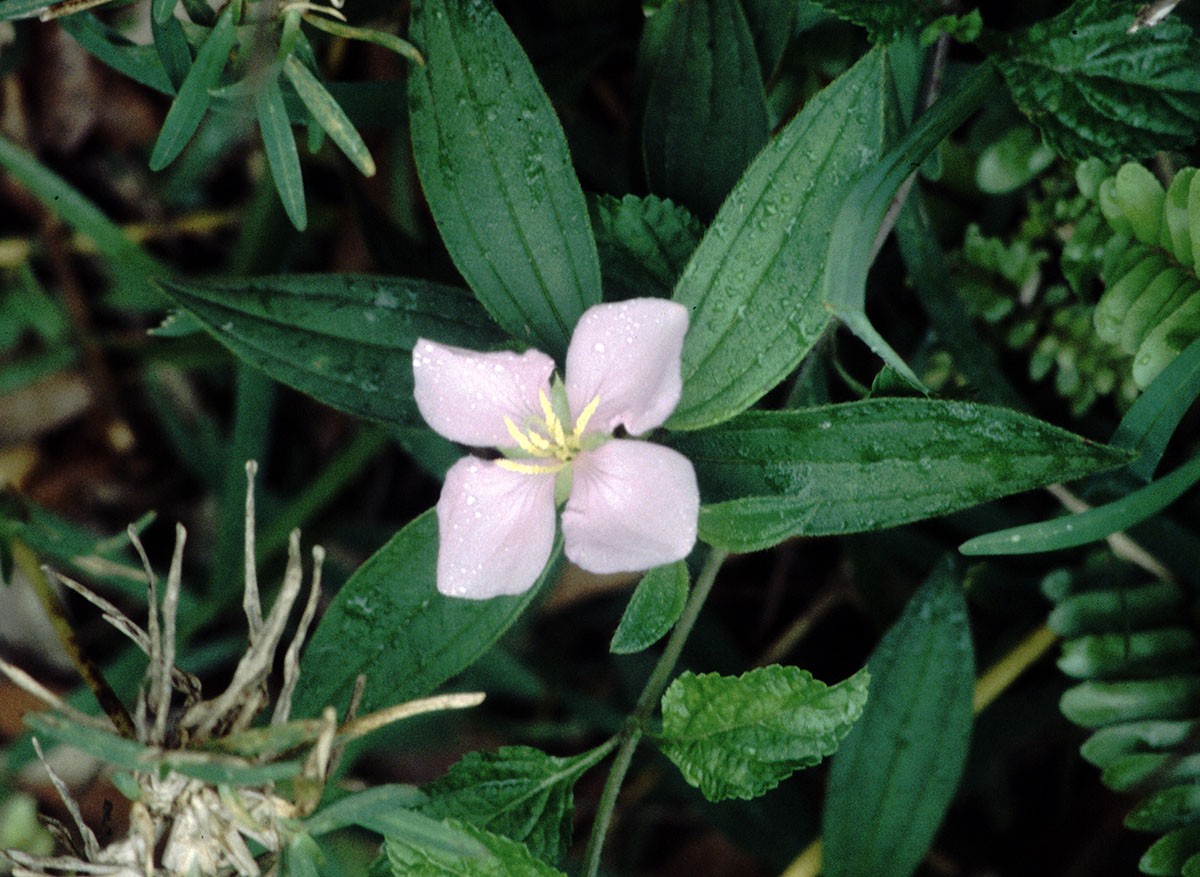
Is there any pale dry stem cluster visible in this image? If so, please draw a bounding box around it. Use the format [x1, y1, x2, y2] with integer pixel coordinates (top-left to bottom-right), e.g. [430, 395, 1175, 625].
[1, 461, 482, 876]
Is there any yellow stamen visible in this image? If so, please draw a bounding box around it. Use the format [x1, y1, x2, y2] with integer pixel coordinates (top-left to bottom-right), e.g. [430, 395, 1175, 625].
[573, 395, 602, 439]
[505, 416, 546, 457]
[496, 458, 566, 476]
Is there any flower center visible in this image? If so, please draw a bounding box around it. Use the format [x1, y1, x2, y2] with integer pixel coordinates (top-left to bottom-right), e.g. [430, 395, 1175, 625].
[496, 384, 601, 477]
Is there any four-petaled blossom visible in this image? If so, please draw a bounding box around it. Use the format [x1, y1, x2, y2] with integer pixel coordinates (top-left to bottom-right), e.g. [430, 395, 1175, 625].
[413, 298, 699, 599]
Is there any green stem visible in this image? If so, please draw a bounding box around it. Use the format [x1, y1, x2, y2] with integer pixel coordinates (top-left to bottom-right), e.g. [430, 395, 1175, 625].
[582, 546, 729, 877]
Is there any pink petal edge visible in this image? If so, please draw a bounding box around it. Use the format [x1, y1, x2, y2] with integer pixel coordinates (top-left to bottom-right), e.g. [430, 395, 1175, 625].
[562, 439, 698, 575]
[413, 339, 555, 448]
[565, 299, 689, 436]
[435, 457, 558, 599]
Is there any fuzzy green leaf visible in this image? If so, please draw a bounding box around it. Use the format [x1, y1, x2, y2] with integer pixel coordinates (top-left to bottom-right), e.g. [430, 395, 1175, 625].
[610, 561, 689, 655]
[823, 560, 975, 877]
[407, 0, 601, 357]
[293, 511, 556, 718]
[157, 274, 504, 427]
[383, 820, 566, 876]
[658, 665, 869, 802]
[668, 48, 890, 430]
[588, 194, 702, 301]
[642, 0, 768, 219]
[420, 745, 608, 863]
[999, 0, 1200, 160]
[665, 399, 1128, 553]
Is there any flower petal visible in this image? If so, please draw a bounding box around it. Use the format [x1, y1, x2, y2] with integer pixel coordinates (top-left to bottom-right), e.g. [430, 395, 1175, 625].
[565, 299, 689, 436]
[436, 457, 558, 598]
[562, 440, 698, 574]
[413, 339, 555, 447]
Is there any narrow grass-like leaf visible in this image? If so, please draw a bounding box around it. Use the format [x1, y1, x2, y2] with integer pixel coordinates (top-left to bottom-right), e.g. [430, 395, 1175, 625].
[149, 6, 237, 171]
[666, 399, 1127, 553]
[300, 13, 423, 64]
[151, 0, 175, 26]
[256, 72, 307, 231]
[407, 0, 601, 357]
[158, 274, 504, 427]
[658, 665, 869, 802]
[642, 0, 768, 219]
[305, 785, 428, 836]
[283, 54, 376, 177]
[293, 511, 556, 718]
[420, 744, 611, 863]
[57, 13, 173, 93]
[960, 453, 1200, 557]
[0, 134, 166, 307]
[823, 61, 999, 389]
[610, 561, 689, 655]
[1112, 336, 1200, 482]
[0, 0, 50, 19]
[667, 48, 888, 430]
[823, 559, 974, 877]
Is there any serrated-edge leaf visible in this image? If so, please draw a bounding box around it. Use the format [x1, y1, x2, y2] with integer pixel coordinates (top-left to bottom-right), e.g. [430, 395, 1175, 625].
[587, 193, 703, 301]
[407, 0, 601, 357]
[420, 744, 609, 863]
[658, 665, 870, 802]
[283, 54, 376, 177]
[293, 511, 555, 718]
[149, 6, 237, 171]
[823, 559, 974, 877]
[610, 561, 689, 654]
[667, 48, 889, 430]
[257, 72, 307, 231]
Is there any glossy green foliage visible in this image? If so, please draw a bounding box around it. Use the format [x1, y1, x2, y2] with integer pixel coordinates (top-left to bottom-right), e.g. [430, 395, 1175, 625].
[823, 560, 974, 877]
[407, 0, 601, 357]
[666, 399, 1127, 553]
[657, 665, 869, 802]
[668, 48, 890, 430]
[1046, 569, 1200, 874]
[999, 0, 1200, 160]
[641, 0, 768, 219]
[292, 512, 556, 718]
[810, 0, 944, 44]
[159, 274, 505, 427]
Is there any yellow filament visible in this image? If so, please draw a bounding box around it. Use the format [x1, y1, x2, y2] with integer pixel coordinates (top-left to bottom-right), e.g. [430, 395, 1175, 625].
[573, 395, 601, 438]
[500, 393, 602, 473]
[495, 458, 565, 476]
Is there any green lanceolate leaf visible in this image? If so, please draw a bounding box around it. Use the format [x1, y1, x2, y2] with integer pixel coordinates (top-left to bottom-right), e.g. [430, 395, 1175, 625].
[257, 72, 307, 231]
[587, 194, 703, 301]
[642, 0, 768, 219]
[959, 452, 1200, 557]
[610, 561, 689, 654]
[998, 0, 1200, 161]
[293, 511, 556, 718]
[383, 820, 567, 876]
[823, 61, 999, 389]
[305, 785, 428, 836]
[283, 55, 376, 177]
[158, 274, 504, 427]
[739, 0, 800, 80]
[823, 559, 974, 877]
[149, 6, 237, 171]
[665, 399, 1128, 553]
[407, 0, 601, 357]
[420, 744, 611, 864]
[57, 14, 174, 94]
[658, 664, 869, 802]
[667, 48, 889, 430]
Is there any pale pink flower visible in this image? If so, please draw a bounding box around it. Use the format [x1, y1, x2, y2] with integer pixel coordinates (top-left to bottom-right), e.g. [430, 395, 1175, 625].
[413, 299, 699, 599]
